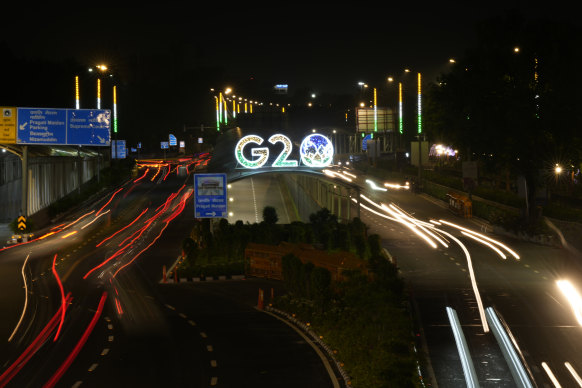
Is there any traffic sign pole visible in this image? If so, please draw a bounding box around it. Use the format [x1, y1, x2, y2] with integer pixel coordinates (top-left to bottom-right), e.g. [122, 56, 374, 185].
[21, 146, 28, 217]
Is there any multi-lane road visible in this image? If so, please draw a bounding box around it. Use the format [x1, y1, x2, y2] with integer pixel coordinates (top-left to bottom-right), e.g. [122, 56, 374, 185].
[0, 158, 338, 388]
[323, 165, 582, 387]
[3, 155, 582, 387]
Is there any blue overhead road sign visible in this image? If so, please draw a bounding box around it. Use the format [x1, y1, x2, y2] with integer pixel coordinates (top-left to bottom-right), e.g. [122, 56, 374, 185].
[17, 108, 67, 144]
[16, 107, 111, 146]
[111, 140, 126, 159]
[66, 109, 111, 145]
[194, 173, 227, 218]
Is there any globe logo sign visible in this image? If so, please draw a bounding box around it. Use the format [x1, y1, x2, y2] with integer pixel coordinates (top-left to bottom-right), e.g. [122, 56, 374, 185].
[300, 134, 334, 167]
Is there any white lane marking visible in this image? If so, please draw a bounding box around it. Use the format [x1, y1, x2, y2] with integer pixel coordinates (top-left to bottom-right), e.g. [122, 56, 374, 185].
[188, 320, 196, 326]
[72, 381, 83, 388]
[206, 345, 213, 352]
[200, 332, 207, 338]
[165, 304, 175, 310]
[108, 335, 114, 342]
[541, 362, 562, 388]
[210, 377, 218, 386]
[565, 362, 582, 387]
[101, 348, 110, 356]
[250, 178, 259, 223]
[210, 360, 217, 367]
[88, 363, 99, 372]
[178, 313, 187, 319]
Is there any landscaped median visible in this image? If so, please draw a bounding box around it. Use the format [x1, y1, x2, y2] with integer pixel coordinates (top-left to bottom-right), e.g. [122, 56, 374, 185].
[167, 210, 425, 387]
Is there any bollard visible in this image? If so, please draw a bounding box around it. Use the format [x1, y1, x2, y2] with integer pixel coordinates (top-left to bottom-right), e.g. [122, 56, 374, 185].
[257, 288, 264, 310]
[162, 265, 167, 283]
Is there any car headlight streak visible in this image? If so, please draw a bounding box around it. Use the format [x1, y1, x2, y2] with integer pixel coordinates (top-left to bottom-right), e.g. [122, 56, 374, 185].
[438, 219, 520, 260]
[358, 193, 491, 333]
[557, 280, 582, 326]
[365, 179, 387, 191]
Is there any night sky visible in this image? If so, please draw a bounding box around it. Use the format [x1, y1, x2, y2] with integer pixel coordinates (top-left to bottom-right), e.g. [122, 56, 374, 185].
[3, 2, 577, 95]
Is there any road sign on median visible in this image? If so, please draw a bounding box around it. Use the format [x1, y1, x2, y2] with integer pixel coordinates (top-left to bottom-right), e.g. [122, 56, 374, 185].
[17, 215, 26, 231]
[194, 173, 227, 218]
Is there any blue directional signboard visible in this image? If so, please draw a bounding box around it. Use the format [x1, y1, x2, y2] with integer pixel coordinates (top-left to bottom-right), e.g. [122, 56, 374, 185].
[66, 109, 111, 145]
[362, 134, 372, 151]
[16, 108, 111, 146]
[169, 134, 177, 146]
[194, 173, 227, 218]
[161, 141, 169, 149]
[111, 140, 126, 159]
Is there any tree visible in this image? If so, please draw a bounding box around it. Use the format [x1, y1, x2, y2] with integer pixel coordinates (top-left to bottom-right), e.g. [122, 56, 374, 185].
[425, 12, 582, 223]
[262, 206, 278, 225]
[281, 253, 304, 296]
[311, 266, 332, 313]
[309, 208, 338, 250]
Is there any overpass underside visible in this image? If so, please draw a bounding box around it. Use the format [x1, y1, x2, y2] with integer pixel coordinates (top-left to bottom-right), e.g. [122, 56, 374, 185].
[226, 170, 360, 224]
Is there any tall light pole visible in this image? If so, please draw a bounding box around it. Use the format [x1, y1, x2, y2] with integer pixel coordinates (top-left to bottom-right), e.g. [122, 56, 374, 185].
[75, 76, 80, 109]
[417, 72, 423, 183]
[97, 78, 101, 109]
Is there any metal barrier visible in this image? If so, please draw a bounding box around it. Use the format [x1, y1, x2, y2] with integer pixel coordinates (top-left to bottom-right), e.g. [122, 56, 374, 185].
[447, 191, 472, 218]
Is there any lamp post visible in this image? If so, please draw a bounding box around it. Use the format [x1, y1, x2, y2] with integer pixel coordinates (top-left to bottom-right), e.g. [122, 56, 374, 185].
[399, 69, 423, 184]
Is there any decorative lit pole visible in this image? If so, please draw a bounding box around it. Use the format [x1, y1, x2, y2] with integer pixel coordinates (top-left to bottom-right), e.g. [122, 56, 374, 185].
[417, 72, 423, 183]
[75, 76, 80, 109]
[97, 78, 101, 109]
[398, 81, 403, 135]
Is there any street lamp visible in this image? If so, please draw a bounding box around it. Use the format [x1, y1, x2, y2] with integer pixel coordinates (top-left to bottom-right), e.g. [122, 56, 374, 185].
[555, 164, 562, 184]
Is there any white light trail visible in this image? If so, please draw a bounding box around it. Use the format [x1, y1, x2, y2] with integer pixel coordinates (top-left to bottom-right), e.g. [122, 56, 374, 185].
[322, 169, 352, 182]
[556, 280, 582, 325]
[340, 170, 356, 179]
[81, 209, 111, 230]
[446, 307, 480, 388]
[439, 219, 520, 260]
[485, 307, 534, 387]
[365, 179, 387, 191]
[386, 204, 449, 248]
[565, 362, 582, 387]
[461, 231, 507, 259]
[541, 362, 562, 388]
[440, 229, 489, 333]
[384, 182, 410, 190]
[9, 254, 31, 342]
[358, 196, 437, 249]
[358, 194, 488, 332]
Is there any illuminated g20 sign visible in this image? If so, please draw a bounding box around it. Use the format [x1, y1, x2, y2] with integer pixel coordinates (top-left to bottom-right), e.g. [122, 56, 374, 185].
[235, 133, 334, 169]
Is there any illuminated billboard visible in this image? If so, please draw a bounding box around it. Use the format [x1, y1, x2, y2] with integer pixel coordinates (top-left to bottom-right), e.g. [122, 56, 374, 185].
[356, 107, 395, 133]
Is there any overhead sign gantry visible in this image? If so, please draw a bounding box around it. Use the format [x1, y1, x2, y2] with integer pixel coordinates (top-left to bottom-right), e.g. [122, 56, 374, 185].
[0, 107, 111, 146]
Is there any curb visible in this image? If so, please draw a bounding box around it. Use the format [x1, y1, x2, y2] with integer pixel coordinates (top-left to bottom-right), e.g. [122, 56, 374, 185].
[263, 306, 350, 388]
[161, 274, 246, 284]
